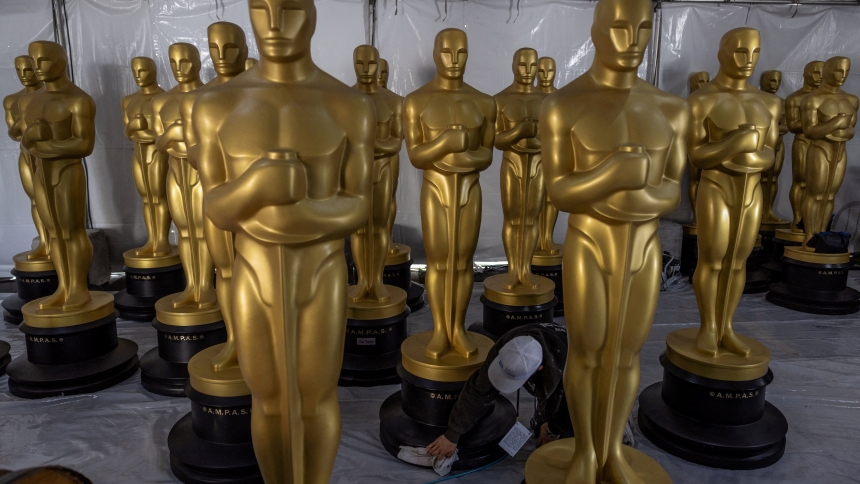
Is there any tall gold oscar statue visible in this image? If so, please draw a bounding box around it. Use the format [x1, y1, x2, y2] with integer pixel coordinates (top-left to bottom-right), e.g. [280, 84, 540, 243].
[194, 0, 375, 481]
[759, 70, 790, 228]
[685, 71, 710, 227]
[6, 41, 138, 398]
[477, 47, 556, 339]
[378, 58, 389, 89]
[380, 28, 515, 470]
[533, 56, 562, 263]
[525, 0, 686, 481]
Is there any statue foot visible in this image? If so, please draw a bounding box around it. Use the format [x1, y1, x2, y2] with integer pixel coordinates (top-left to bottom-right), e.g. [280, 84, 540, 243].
[520, 274, 542, 290]
[564, 450, 597, 484]
[38, 291, 66, 310]
[171, 288, 196, 308]
[348, 282, 369, 303]
[368, 285, 391, 304]
[134, 243, 155, 257]
[196, 290, 218, 309]
[26, 246, 50, 260]
[500, 274, 520, 291]
[721, 330, 751, 358]
[452, 327, 478, 358]
[151, 243, 174, 258]
[695, 327, 719, 358]
[210, 341, 238, 371]
[604, 451, 645, 484]
[61, 291, 92, 311]
[424, 331, 450, 359]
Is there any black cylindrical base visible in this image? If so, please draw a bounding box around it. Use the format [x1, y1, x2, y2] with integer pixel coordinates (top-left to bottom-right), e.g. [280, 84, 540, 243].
[680, 233, 698, 276]
[766, 256, 860, 315]
[406, 283, 426, 312]
[340, 308, 409, 387]
[140, 319, 227, 397]
[764, 237, 803, 283]
[115, 264, 186, 321]
[531, 264, 564, 317]
[379, 364, 516, 471]
[637, 354, 788, 470]
[2, 269, 59, 325]
[0, 340, 10, 377]
[6, 311, 140, 399]
[472, 295, 557, 341]
[744, 246, 773, 294]
[168, 384, 261, 484]
[383, 259, 426, 312]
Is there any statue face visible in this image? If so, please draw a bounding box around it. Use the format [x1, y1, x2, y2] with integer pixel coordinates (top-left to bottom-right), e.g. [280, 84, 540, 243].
[718, 28, 760, 79]
[353, 44, 379, 85]
[208, 22, 247, 76]
[378, 59, 389, 85]
[760, 71, 781, 93]
[130, 57, 157, 88]
[248, 0, 316, 63]
[513, 48, 538, 85]
[14, 55, 39, 87]
[433, 29, 468, 80]
[805, 61, 824, 88]
[689, 72, 710, 93]
[824, 57, 850, 87]
[168, 43, 201, 83]
[538, 57, 556, 86]
[591, 0, 652, 72]
[28, 41, 67, 83]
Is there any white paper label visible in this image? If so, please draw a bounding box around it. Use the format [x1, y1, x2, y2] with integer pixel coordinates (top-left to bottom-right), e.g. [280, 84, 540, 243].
[357, 338, 376, 346]
[498, 421, 531, 457]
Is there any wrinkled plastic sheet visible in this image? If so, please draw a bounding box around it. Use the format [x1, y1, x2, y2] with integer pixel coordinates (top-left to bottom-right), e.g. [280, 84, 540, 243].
[2, 279, 860, 482]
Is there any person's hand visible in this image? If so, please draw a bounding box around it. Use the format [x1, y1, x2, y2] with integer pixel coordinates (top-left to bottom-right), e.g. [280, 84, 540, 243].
[535, 422, 559, 448]
[426, 435, 457, 458]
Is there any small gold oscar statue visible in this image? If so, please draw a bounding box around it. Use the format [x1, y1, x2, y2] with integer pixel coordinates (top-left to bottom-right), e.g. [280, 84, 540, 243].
[2, 55, 55, 325]
[525, 0, 685, 481]
[6, 41, 138, 398]
[680, 72, 710, 277]
[476, 48, 556, 339]
[768, 57, 859, 314]
[192, 1, 376, 481]
[380, 28, 516, 469]
[378, 58, 390, 89]
[640, 28, 788, 470]
[759, 70, 790, 229]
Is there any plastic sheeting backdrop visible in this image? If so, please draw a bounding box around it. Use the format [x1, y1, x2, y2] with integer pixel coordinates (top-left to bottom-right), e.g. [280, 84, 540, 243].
[1, 0, 860, 267]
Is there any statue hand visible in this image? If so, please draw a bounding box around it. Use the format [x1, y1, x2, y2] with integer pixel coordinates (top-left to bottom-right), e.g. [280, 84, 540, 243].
[164, 119, 184, 142]
[128, 113, 148, 132]
[731, 125, 760, 154]
[518, 118, 538, 139]
[442, 126, 469, 154]
[832, 114, 850, 130]
[24, 118, 52, 143]
[247, 150, 308, 207]
[609, 144, 650, 190]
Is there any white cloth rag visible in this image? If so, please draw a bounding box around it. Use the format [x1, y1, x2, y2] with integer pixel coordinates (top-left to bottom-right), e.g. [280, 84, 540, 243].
[397, 446, 459, 476]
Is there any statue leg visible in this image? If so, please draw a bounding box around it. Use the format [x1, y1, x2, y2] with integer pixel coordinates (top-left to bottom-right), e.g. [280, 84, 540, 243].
[688, 165, 700, 226]
[20, 151, 49, 258]
[790, 137, 808, 229]
[350, 216, 371, 300]
[692, 178, 731, 358]
[206, 219, 237, 371]
[802, 144, 830, 244]
[519, 155, 544, 288]
[451, 180, 480, 358]
[132, 146, 155, 255]
[148, 147, 173, 256]
[191, 173, 216, 308]
[823, 147, 847, 231]
[32, 162, 65, 308]
[764, 140, 785, 222]
[387, 154, 400, 254]
[51, 162, 92, 310]
[369, 159, 393, 301]
[562, 225, 605, 483]
[499, 156, 521, 289]
[167, 159, 195, 306]
[421, 180, 452, 358]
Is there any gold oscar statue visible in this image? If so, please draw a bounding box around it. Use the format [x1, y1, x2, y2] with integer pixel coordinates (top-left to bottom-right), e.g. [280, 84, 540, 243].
[525, 0, 686, 481]
[4, 55, 50, 266]
[480, 47, 555, 337]
[122, 57, 174, 260]
[685, 71, 710, 227]
[533, 56, 562, 266]
[784, 60, 824, 232]
[759, 70, 790, 228]
[798, 56, 857, 247]
[245, 57, 258, 70]
[7, 41, 138, 398]
[195, 0, 375, 480]
[378, 58, 389, 89]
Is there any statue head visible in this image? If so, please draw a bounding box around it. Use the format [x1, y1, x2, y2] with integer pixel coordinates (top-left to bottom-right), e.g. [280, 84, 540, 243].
[688, 71, 710, 93]
[512, 48, 538, 86]
[28, 41, 68, 83]
[378, 58, 389, 88]
[433, 28, 468, 81]
[167, 43, 202, 84]
[803, 60, 824, 89]
[208, 21, 248, 77]
[248, 0, 316, 63]
[717, 28, 760, 80]
[822, 56, 850, 88]
[14, 55, 40, 87]
[591, 0, 653, 72]
[759, 70, 782, 94]
[353, 44, 379, 86]
[538, 56, 556, 88]
[130, 56, 158, 88]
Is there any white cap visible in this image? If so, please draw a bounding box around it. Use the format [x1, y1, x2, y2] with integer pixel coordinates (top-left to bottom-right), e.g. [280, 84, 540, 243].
[487, 336, 543, 394]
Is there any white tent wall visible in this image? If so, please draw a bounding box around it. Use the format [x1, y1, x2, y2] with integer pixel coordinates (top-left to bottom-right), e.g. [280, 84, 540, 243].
[0, 1, 55, 274]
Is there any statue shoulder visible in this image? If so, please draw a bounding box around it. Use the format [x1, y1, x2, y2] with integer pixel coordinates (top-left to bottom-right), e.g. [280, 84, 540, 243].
[2, 90, 20, 112]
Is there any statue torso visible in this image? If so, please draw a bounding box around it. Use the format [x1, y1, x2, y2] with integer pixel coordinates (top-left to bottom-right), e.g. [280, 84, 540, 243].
[497, 89, 545, 153]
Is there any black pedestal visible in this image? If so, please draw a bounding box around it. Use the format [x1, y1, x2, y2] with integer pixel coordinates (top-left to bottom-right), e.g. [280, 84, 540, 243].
[744, 245, 772, 294]
[470, 295, 557, 341]
[762, 236, 802, 283]
[0, 340, 10, 377]
[383, 259, 425, 312]
[767, 255, 860, 315]
[681, 232, 698, 276]
[2, 268, 59, 325]
[140, 319, 227, 397]
[340, 308, 409, 387]
[114, 264, 185, 321]
[379, 363, 516, 471]
[6, 311, 140, 398]
[531, 264, 564, 317]
[638, 354, 788, 470]
[168, 384, 262, 484]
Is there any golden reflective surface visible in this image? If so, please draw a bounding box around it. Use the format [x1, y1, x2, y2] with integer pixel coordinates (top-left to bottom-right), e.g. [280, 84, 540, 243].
[759, 70, 790, 226]
[785, 60, 824, 230]
[686, 71, 709, 227]
[121, 247, 181, 269]
[535, 56, 562, 260]
[154, 295, 223, 327]
[23, 291, 114, 329]
[525, 439, 672, 484]
[665, 327, 770, 381]
[537, 0, 687, 480]
[400, 331, 494, 382]
[784, 245, 850, 264]
[188, 344, 250, 397]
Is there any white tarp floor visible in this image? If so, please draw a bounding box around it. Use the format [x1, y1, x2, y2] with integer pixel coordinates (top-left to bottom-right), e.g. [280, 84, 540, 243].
[1, 278, 859, 483]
